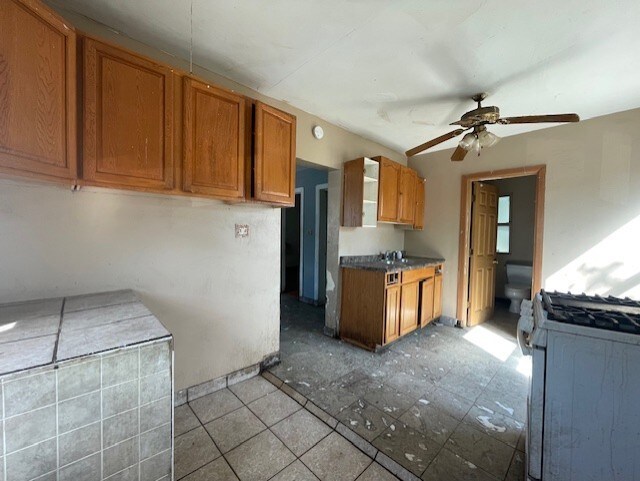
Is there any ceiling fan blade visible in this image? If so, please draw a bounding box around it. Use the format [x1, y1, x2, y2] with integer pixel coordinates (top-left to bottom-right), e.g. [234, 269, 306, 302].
[451, 146, 469, 162]
[406, 129, 466, 157]
[498, 114, 580, 125]
[450, 119, 476, 127]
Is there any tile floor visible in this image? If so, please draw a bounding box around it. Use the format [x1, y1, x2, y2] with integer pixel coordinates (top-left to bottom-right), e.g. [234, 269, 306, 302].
[174, 297, 529, 481]
[270, 297, 529, 480]
[173, 375, 400, 480]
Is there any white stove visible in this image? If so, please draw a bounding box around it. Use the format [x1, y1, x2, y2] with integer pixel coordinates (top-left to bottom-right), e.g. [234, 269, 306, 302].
[518, 291, 640, 481]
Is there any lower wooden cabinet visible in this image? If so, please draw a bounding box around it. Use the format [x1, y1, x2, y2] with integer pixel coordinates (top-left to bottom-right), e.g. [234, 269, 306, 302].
[340, 263, 444, 350]
[420, 276, 435, 326]
[434, 273, 443, 319]
[385, 285, 401, 343]
[400, 282, 419, 335]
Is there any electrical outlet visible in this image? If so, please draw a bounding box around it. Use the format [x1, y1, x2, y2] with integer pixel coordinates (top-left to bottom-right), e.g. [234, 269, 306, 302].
[235, 224, 249, 238]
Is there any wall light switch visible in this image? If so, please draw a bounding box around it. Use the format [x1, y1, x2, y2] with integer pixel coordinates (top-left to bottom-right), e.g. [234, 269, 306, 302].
[235, 224, 249, 238]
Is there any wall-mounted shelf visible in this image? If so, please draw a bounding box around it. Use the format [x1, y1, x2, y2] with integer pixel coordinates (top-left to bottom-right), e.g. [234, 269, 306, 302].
[342, 157, 379, 227]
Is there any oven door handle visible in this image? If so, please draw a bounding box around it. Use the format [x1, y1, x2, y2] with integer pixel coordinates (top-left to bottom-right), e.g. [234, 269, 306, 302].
[517, 323, 533, 356]
[517, 300, 535, 356]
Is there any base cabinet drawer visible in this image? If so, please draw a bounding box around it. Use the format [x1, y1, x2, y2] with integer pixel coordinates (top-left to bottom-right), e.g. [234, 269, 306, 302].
[402, 266, 435, 284]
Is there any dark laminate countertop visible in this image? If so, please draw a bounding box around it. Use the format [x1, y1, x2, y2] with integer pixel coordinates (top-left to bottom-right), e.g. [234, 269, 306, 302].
[0, 290, 171, 377]
[340, 255, 445, 273]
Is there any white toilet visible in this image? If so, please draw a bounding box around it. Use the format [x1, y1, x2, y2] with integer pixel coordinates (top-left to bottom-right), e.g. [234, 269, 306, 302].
[505, 263, 533, 313]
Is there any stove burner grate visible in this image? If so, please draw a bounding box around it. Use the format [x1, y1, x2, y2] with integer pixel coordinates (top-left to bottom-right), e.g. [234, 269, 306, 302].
[542, 291, 640, 335]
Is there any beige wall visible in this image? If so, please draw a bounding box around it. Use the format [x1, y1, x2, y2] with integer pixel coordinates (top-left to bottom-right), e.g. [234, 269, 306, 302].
[486, 176, 536, 297]
[3, 6, 405, 390]
[406, 108, 640, 320]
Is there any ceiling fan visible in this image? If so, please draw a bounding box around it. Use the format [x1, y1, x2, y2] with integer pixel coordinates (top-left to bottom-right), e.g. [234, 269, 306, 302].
[405, 93, 580, 161]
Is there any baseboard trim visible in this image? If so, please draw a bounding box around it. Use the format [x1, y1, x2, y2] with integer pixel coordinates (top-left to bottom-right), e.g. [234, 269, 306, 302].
[174, 350, 281, 406]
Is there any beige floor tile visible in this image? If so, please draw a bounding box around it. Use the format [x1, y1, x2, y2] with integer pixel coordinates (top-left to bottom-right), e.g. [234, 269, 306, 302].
[174, 426, 221, 479]
[225, 430, 295, 481]
[204, 406, 266, 453]
[270, 460, 319, 481]
[420, 448, 500, 481]
[446, 423, 514, 480]
[189, 389, 243, 424]
[229, 377, 277, 404]
[301, 432, 372, 481]
[247, 391, 301, 427]
[356, 462, 399, 481]
[271, 409, 332, 456]
[181, 457, 239, 481]
[175, 404, 201, 437]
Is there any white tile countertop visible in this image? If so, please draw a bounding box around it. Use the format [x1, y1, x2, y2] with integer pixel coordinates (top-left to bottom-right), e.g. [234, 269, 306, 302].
[0, 289, 171, 377]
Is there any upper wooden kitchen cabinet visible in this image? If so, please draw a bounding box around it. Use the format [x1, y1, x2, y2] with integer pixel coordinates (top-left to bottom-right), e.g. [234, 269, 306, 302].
[376, 156, 401, 222]
[0, 0, 77, 182]
[82, 38, 175, 191]
[413, 176, 426, 230]
[398, 166, 417, 224]
[252, 102, 296, 206]
[183, 77, 245, 199]
[342, 157, 379, 227]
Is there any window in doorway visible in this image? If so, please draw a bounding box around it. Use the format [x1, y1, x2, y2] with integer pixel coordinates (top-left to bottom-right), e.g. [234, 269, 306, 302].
[497, 195, 511, 254]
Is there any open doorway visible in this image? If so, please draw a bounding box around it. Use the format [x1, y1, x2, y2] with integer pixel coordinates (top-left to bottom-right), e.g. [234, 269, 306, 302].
[281, 189, 303, 297]
[457, 165, 546, 328]
[281, 163, 329, 328]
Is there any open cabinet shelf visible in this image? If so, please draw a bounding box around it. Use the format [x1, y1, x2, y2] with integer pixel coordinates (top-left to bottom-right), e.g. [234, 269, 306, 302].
[342, 157, 380, 227]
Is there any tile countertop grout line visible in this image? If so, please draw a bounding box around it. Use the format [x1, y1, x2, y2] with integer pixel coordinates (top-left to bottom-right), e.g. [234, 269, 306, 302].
[51, 297, 65, 363]
[61, 312, 155, 334]
[63, 298, 142, 315]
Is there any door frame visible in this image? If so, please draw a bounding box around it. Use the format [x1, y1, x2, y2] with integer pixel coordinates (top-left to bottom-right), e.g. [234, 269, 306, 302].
[456, 165, 546, 326]
[314, 183, 329, 302]
[295, 187, 304, 298]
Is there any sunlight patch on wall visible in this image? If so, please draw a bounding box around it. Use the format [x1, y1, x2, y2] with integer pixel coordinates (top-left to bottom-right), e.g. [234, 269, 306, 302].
[546, 215, 640, 298]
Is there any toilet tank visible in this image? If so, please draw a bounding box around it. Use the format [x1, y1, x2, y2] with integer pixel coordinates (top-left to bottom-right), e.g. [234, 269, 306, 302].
[506, 262, 533, 285]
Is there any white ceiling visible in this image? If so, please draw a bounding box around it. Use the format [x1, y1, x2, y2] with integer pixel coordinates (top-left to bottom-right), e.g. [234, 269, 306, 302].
[52, 0, 640, 154]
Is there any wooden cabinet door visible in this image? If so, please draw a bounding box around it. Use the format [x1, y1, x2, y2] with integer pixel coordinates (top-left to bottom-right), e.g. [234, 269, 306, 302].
[434, 273, 443, 319]
[414, 177, 425, 230]
[254, 102, 296, 205]
[400, 281, 419, 336]
[399, 167, 417, 224]
[342, 158, 364, 227]
[377, 157, 400, 222]
[0, 0, 77, 181]
[384, 285, 401, 344]
[420, 277, 435, 326]
[83, 38, 174, 191]
[183, 78, 245, 199]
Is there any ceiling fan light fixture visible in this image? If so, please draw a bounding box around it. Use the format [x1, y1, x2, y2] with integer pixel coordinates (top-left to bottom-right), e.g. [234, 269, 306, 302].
[458, 132, 477, 151]
[477, 129, 500, 148]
